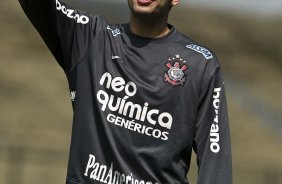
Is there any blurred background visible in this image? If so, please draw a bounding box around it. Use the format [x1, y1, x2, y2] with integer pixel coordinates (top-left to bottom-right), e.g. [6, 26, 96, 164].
[0, 0, 282, 183]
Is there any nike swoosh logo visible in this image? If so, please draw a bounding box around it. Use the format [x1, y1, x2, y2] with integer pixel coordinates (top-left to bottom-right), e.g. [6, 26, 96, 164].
[111, 55, 123, 62]
[112, 55, 121, 60]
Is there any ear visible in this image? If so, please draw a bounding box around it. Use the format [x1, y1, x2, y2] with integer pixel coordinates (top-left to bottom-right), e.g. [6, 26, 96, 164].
[171, 0, 180, 6]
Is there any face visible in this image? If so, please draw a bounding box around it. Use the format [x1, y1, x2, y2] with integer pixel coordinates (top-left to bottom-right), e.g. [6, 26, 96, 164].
[128, 0, 180, 16]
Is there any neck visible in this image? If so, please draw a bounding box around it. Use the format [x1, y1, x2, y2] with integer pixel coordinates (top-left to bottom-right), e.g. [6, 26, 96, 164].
[129, 13, 171, 38]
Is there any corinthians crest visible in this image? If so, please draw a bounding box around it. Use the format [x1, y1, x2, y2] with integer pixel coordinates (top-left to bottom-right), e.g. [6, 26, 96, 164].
[164, 54, 188, 87]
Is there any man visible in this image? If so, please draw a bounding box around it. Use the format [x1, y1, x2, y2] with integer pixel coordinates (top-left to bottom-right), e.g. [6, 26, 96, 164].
[19, 0, 232, 183]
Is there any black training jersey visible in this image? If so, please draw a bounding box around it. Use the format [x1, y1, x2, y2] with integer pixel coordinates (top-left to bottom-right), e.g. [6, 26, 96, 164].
[19, 0, 233, 184]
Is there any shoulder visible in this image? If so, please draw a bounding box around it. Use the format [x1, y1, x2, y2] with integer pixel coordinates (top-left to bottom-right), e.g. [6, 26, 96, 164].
[177, 32, 216, 60]
[173, 31, 220, 72]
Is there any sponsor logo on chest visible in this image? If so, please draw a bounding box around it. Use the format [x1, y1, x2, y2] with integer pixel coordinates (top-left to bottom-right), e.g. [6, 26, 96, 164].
[96, 72, 174, 141]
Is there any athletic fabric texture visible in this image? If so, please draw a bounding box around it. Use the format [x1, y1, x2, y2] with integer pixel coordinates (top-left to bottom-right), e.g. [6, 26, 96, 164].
[19, 0, 233, 183]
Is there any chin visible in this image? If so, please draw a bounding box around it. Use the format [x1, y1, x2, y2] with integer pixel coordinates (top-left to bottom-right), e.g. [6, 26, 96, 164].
[132, 7, 156, 15]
